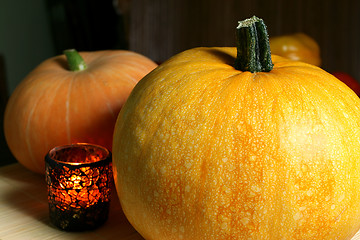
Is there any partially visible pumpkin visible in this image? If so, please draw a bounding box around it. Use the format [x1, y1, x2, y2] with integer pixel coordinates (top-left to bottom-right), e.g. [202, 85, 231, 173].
[112, 16, 360, 239]
[270, 32, 321, 66]
[331, 72, 360, 96]
[4, 49, 157, 174]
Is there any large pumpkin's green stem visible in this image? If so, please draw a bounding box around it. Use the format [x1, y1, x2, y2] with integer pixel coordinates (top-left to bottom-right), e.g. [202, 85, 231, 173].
[64, 49, 87, 71]
[234, 16, 273, 73]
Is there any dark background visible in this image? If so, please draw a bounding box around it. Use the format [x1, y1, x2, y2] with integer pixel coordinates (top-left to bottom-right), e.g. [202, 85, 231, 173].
[1, 0, 359, 167]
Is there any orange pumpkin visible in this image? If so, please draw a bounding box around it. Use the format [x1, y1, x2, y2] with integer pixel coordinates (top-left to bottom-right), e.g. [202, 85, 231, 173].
[112, 16, 360, 239]
[270, 32, 321, 66]
[4, 49, 157, 174]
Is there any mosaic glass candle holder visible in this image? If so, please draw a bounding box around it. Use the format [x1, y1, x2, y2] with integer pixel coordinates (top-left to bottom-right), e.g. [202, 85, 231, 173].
[45, 143, 112, 231]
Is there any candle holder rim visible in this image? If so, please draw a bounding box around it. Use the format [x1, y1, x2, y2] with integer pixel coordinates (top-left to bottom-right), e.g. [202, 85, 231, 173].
[45, 143, 111, 168]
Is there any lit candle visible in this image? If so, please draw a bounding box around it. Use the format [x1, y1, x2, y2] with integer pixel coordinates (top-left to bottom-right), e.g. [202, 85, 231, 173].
[45, 143, 112, 231]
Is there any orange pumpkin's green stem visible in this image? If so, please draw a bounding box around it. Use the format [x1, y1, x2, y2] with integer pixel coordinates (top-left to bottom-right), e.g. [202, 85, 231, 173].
[234, 16, 273, 73]
[64, 49, 87, 72]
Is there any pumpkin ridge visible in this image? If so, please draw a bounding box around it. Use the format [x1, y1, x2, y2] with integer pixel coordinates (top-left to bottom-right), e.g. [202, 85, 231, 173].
[24, 77, 62, 172]
[41, 76, 67, 164]
[265, 68, 359, 233]
[65, 74, 74, 143]
[87, 72, 116, 119]
[25, 97, 38, 170]
[114, 68, 140, 85]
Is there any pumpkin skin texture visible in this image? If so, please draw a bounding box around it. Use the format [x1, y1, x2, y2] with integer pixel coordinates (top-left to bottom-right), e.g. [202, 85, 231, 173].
[4, 50, 157, 174]
[113, 46, 360, 240]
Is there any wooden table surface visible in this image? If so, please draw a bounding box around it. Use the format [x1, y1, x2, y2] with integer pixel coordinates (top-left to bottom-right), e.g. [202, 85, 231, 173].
[2, 163, 360, 240]
[0, 163, 144, 240]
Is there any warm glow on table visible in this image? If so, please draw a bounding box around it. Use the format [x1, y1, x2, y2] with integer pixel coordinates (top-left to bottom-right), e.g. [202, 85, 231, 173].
[0, 163, 143, 240]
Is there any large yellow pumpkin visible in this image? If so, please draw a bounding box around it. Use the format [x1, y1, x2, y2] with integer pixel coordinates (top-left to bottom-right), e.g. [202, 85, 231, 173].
[4, 49, 157, 174]
[113, 16, 360, 239]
